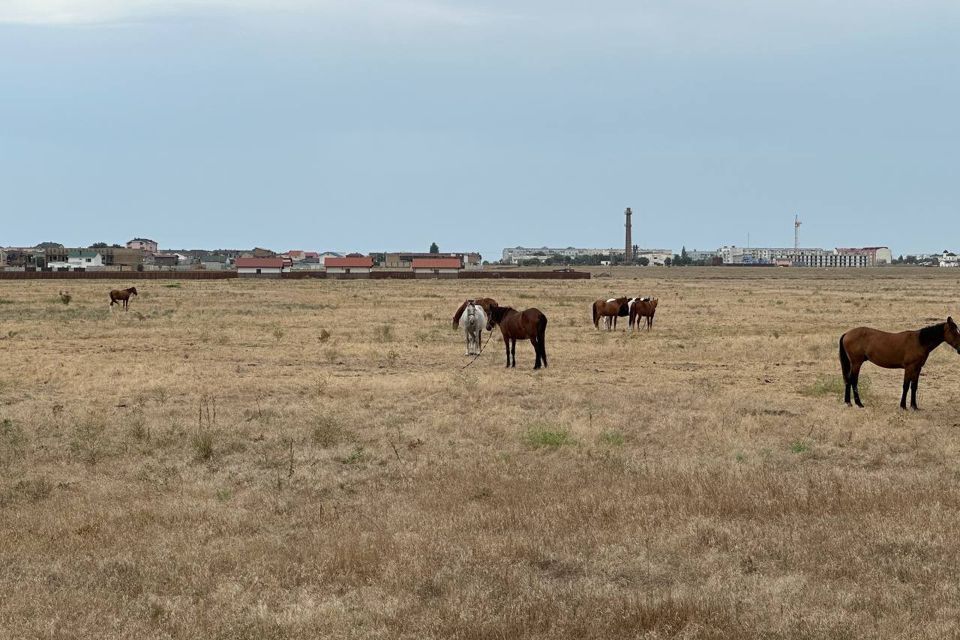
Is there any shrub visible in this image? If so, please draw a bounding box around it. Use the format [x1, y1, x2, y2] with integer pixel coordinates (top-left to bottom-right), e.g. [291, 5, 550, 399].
[524, 426, 573, 449]
[600, 430, 625, 446]
[191, 431, 214, 461]
[311, 415, 342, 448]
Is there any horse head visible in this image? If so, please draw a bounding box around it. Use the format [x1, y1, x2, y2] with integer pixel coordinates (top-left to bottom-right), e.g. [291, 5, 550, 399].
[129, 287, 138, 296]
[485, 304, 504, 331]
[946, 317, 960, 354]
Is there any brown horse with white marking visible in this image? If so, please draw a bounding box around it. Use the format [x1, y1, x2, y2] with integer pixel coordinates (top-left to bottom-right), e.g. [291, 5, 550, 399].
[592, 297, 629, 330]
[486, 304, 548, 369]
[839, 317, 960, 409]
[452, 298, 498, 328]
[630, 297, 658, 331]
[109, 287, 138, 311]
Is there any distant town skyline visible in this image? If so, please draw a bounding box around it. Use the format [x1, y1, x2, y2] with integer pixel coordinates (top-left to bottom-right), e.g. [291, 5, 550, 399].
[2, 2, 958, 261]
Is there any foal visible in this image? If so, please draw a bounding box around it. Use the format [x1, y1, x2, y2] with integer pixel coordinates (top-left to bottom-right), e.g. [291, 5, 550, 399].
[840, 317, 960, 409]
[109, 287, 138, 311]
[486, 304, 548, 369]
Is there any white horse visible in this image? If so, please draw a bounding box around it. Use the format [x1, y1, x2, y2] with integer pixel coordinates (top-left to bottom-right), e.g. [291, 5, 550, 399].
[459, 300, 487, 355]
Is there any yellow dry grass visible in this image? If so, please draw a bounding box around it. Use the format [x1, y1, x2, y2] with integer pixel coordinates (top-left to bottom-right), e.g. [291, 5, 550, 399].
[3, 268, 960, 639]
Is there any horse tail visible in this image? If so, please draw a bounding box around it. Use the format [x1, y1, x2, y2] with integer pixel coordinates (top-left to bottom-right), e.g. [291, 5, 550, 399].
[839, 333, 851, 384]
[592, 301, 599, 328]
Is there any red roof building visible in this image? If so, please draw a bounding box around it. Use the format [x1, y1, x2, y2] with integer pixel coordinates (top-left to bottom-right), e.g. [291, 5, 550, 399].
[325, 256, 374, 269]
[235, 258, 285, 269]
[411, 258, 462, 270]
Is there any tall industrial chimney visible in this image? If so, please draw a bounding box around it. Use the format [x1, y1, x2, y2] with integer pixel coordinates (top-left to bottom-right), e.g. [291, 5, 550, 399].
[624, 207, 633, 261]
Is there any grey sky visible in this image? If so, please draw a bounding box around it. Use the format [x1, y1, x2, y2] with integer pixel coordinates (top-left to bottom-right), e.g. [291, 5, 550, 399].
[2, 1, 958, 259]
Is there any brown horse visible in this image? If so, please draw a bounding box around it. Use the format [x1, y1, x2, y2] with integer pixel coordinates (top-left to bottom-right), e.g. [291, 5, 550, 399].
[452, 297, 498, 328]
[486, 304, 548, 369]
[840, 317, 960, 409]
[630, 297, 658, 331]
[109, 287, 138, 310]
[592, 297, 629, 330]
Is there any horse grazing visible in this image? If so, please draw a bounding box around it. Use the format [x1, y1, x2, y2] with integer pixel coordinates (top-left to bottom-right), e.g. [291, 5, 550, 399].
[459, 300, 488, 355]
[109, 287, 138, 311]
[839, 317, 960, 409]
[630, 297, 658, 331]
[452, 297, 498, 328]
[593, 297, 630, 330]
[486, 304, 548, 369]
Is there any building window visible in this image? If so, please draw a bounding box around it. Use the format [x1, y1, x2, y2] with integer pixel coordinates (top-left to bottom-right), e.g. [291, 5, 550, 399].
[256, 268, 261, 274]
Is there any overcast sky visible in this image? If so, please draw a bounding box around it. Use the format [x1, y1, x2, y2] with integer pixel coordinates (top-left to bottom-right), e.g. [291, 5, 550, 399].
[2, 1, 958, 258]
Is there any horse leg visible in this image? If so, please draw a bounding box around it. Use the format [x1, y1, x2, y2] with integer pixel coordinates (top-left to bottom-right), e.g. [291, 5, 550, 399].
[531, 338, 541, 369]
[910, 368, 921, 410]
[511, 339, 517, 368]
[900, 366, 917, 409]
[849, 361, 864, 408]
[503, 336, 510, 368]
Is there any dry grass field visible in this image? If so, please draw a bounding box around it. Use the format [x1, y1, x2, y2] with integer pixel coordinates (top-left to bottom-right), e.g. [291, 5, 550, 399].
[3, 268, 960, 639]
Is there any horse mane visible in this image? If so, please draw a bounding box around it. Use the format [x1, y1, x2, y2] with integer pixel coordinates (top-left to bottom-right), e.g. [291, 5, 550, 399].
[919, 323, 945, 349]
[491, 305, 515, 321]
[452, 300, 469, 327]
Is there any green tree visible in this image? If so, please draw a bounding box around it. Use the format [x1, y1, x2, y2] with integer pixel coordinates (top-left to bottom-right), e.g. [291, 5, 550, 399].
[429, 242, 439, 254]
[638, 256, 650, 266]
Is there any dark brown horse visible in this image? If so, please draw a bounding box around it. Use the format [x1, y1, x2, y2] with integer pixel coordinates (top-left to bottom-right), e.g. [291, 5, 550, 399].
[592, 297, 629, 330]
[486, 305, 548, 369]
[840, 317, 960, 409]
[109, 287, 138, 310]
[630, 297, 658, 331]
[452, 297, 498, 328]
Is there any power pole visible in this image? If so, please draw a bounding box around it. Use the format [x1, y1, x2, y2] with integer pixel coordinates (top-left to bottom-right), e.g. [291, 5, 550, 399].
[794, 214, 802, 251]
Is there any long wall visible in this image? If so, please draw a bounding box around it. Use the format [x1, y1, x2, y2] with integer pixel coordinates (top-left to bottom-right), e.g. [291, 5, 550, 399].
[0, 270, 591, 281]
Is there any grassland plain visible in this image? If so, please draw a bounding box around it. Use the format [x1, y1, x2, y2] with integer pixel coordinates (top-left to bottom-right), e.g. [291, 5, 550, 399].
[3, 268, 960, 639]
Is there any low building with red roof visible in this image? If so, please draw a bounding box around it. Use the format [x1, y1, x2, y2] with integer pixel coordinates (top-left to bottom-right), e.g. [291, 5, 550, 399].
[411, 257, 462, 278]
[325, 256, 374, 276]
[236, 257, 287, 277]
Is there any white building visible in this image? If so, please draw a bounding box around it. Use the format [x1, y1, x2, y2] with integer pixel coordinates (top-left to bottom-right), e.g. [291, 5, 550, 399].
[501, 246, 621, 264]
[235, 257, 286, 276]
[501, 246, 674, 265]
[719, 245, 891, 267]
[47, 250, 104, 270]
[636, 249, 674, 266]
[318, 252, 344, 265]
[127, 238, 158, 253]
[939, 251, 960, 267]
